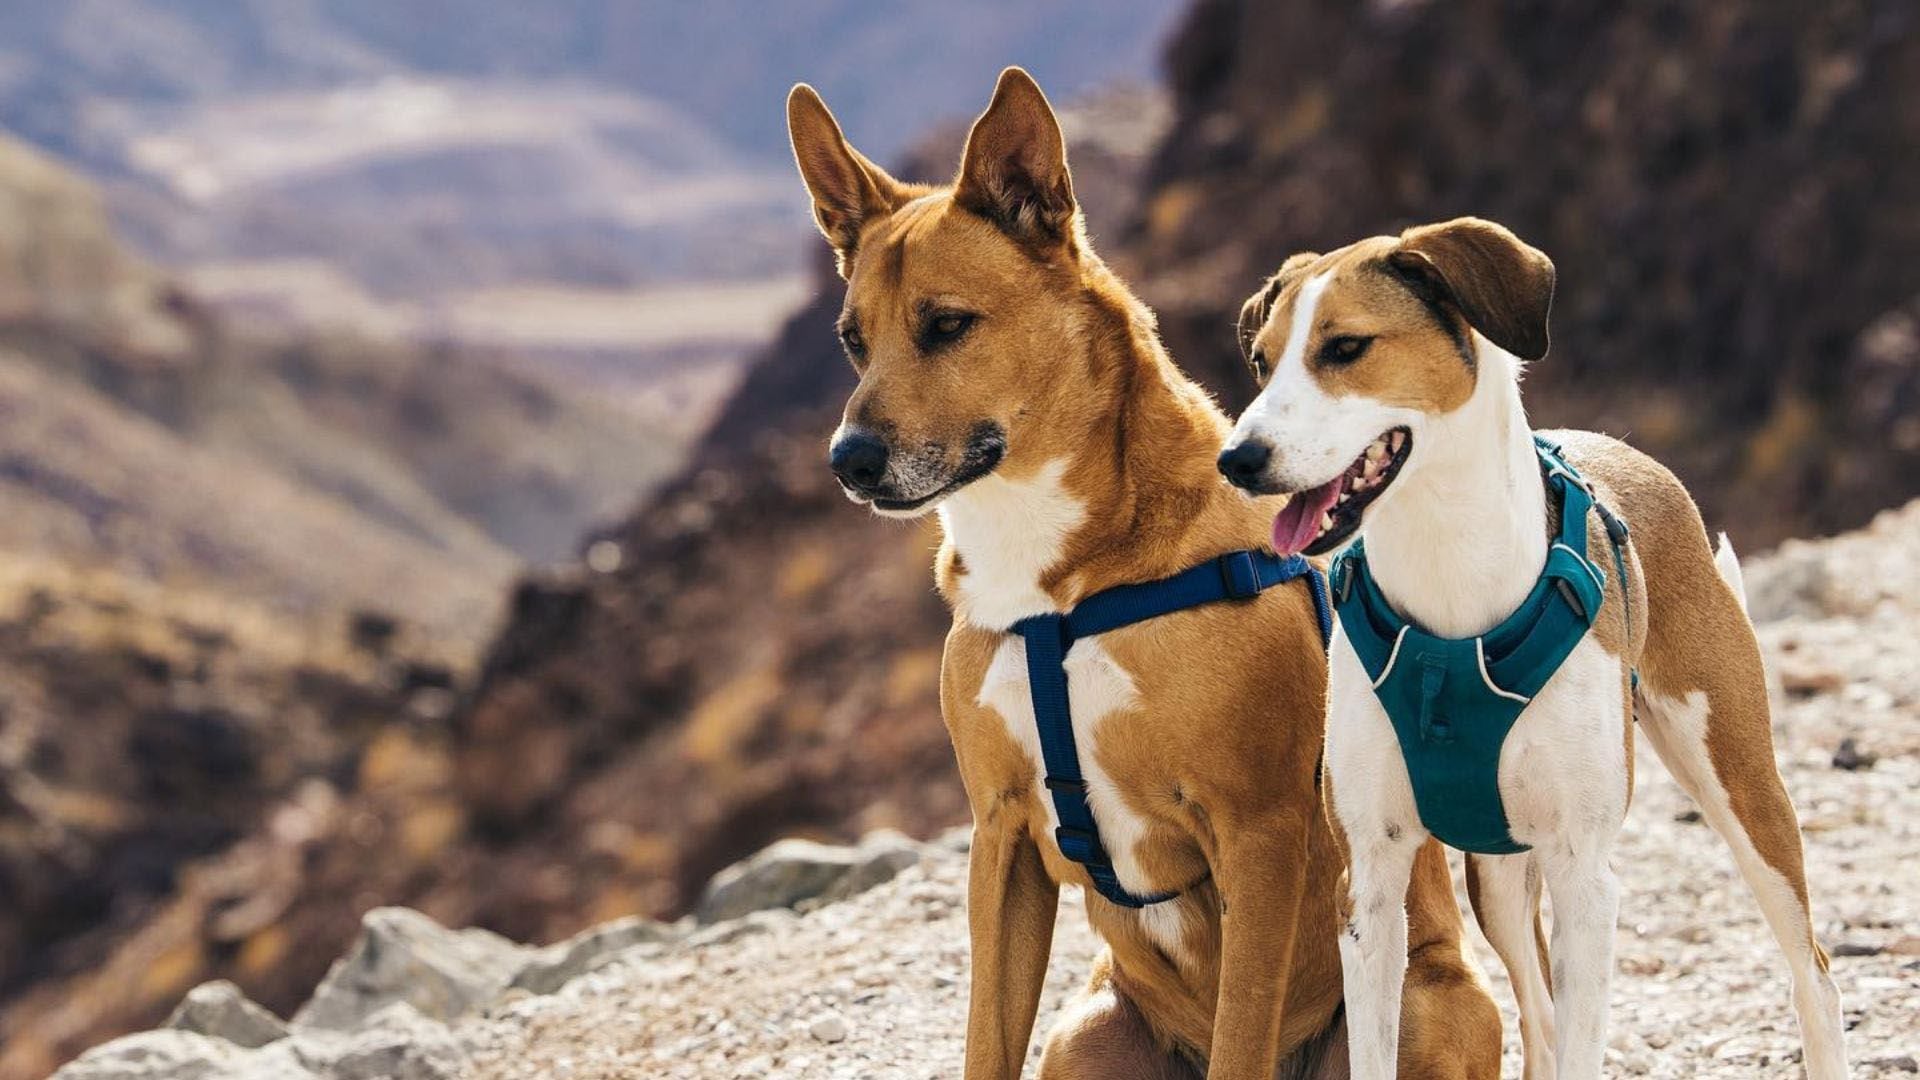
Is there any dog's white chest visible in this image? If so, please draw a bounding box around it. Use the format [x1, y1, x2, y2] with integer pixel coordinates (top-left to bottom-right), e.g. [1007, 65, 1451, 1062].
[1494, 635, 1632, 842]
[939, 459, 1082, 628]
[1328, 630, 1631, 845]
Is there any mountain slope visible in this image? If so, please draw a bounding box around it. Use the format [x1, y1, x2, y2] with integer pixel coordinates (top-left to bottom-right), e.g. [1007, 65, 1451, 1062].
[1132, 0, 1920, 547]
[0, 132, 681, 598]
[0, 132, 687, 1079]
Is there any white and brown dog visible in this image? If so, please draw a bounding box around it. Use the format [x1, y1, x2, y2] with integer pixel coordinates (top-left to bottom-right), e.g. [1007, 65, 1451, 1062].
[1217, 218, 1849, 1080]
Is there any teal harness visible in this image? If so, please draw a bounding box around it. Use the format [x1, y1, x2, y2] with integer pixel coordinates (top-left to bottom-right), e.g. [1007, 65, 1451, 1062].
[1328, 437, 1633, 855]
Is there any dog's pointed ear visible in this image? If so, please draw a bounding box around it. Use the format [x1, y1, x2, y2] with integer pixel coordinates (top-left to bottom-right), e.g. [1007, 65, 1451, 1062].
[787, 84, 911, 275]
[953, 67, 1076, 247]
[1388, 218, 1556, 361]
[1238, 252, 1320, 360]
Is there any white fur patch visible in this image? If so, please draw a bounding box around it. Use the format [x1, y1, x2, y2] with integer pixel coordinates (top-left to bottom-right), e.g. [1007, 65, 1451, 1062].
[939, 459, 1083, 629]
[1714, 532, 1748, 611]
[974, 603, 1192, 963]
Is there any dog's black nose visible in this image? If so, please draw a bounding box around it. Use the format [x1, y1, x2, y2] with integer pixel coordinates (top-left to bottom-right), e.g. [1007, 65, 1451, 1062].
[1217, 441, 1273, 489]
[830, 432, 890, 492]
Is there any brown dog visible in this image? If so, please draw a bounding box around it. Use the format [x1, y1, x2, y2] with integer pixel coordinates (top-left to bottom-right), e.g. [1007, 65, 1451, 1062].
[787, 69, 1502, 1079]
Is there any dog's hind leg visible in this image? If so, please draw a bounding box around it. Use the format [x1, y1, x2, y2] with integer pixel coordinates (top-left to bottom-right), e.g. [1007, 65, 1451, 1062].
[1635, 682, 1848, 1079]
[1399, 841, 1504, 1079]
[1465, 852, 1556, 1079]
[1633, 537, 1848, 1080]
[1037, 967, 1202, 1080]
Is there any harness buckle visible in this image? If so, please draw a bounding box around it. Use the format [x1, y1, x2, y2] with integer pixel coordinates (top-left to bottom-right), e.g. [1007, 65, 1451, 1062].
[1597, 502, 1631, 548]
[1218, 550, 1262, 599]
[1044, 776, 1088, 795]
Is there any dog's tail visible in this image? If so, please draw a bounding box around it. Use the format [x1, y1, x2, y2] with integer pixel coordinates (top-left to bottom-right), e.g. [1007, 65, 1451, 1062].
[1713, 532, 1748, 612]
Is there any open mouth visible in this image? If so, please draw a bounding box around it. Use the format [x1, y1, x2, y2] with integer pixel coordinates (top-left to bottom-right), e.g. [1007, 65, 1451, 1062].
[1272, 427, 1411, 556]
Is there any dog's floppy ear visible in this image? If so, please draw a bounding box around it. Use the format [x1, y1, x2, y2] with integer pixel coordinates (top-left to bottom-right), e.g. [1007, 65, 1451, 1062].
[1389, 218, 1556, 361]
[787, 84, 912, 276]
[953, 67, 1077, 247]
[1237, 252, 1320, 360]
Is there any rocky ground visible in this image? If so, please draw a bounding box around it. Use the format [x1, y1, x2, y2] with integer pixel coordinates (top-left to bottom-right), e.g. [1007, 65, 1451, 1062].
[56, 502, 1920, 1079]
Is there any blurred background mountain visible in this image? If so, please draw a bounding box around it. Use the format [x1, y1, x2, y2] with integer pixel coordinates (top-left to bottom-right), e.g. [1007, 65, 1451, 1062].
[1, 1, 1916, 1076]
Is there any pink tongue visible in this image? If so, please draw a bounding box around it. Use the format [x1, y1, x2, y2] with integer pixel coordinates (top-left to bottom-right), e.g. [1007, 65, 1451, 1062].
[1271, 478, 1344, 556]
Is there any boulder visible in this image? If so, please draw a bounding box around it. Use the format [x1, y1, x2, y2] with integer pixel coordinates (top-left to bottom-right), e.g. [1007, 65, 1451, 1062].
[163, 982, 288, 1049]
[293, 907, 527, 1033]
[694, 830, 922, 925]
[49, 1031, 269, 1080]
[321, 1004, 468, 1080]
[510, 914, 680, 995]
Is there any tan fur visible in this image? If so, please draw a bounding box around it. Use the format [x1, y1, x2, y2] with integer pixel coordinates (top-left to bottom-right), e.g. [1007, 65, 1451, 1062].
[791, 71, 1501, 1079]
[1551, 430, 1819, 919]
[1242, 239, 1479, 416]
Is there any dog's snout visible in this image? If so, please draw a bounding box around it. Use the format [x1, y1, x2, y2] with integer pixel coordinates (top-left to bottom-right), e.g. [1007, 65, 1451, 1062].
[830, 432, 891, 492]
[1217, 441, 1273, 490]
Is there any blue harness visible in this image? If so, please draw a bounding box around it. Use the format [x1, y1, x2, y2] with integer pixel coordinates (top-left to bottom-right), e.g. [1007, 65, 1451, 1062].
[1011, 550, 1333, 908]
[1329, 437, 1633, 855]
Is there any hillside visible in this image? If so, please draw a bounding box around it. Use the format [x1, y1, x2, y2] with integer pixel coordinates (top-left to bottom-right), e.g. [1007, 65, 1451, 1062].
[1132, 0, 1920, 548]
[50, 498, 1920, 1076]
[0, 132, 679, 590]
[0, 553, 458, 1080]
[0, 133, 685, 1078]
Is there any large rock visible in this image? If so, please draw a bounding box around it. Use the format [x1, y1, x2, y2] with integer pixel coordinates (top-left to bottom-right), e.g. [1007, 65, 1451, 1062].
[49, 1032, 290, 1080]
[694, 830, 922, 925]
[293, 908, 527, 1033]
[318, 1004, 468, 1080]
[510, 915, 680, 996]
[163, 982, 287, 1049]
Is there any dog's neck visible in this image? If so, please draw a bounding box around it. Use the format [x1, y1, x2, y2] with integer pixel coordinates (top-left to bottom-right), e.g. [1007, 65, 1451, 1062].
[939, 287, 1242, 630]
[1360, 337, 1549, 638]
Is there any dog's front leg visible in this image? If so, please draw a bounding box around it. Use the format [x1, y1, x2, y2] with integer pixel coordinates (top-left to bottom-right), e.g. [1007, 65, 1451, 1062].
[965, 819, 1059, 1080]
[1205, 808, 1311, 1080]
[1326, 645, 1427, 1080]
[1336, 824, 1422, 1079]
[1537, 844, 1620, 1080]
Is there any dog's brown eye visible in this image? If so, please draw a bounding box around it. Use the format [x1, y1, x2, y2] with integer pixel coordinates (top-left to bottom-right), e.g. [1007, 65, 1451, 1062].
[925, 312, 975, 345]
[1319, 335, 1373, 365]
[1248, 349, 1270, 383]
[840, 325, 866, 359]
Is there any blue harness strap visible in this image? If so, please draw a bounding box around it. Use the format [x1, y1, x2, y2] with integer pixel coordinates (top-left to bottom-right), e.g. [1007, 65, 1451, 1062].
[1330, 437, 1633, 855]
[1012, 550, 1330, 908]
